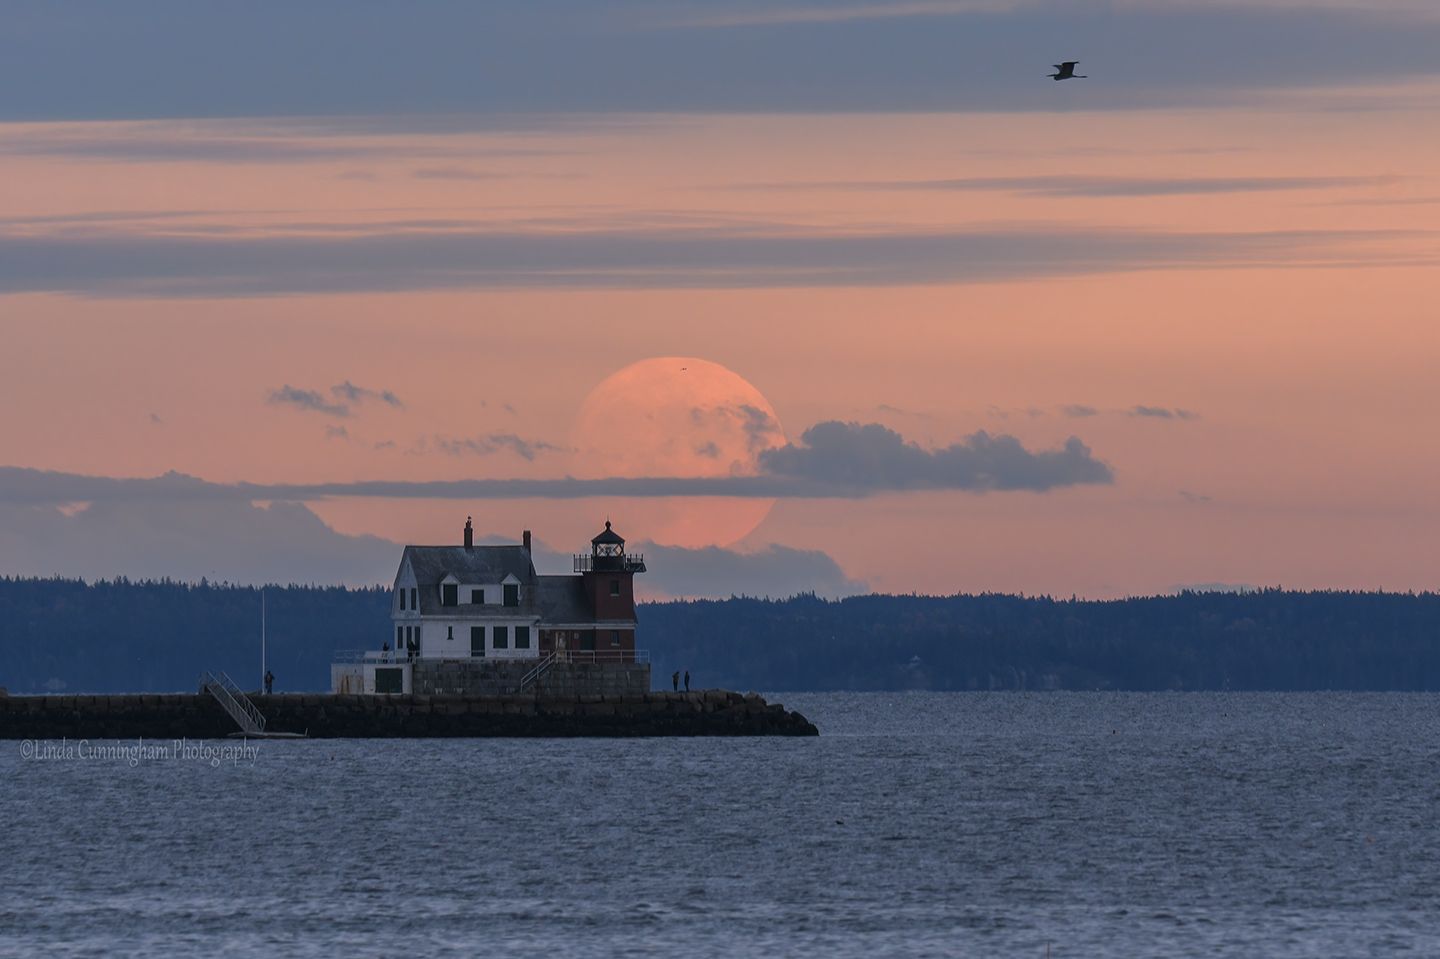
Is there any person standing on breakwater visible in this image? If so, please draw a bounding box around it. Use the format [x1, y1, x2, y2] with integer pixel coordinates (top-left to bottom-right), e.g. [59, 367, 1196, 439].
[264, 670, 274, 694]
[684, 670, 690, 692]
[672, 670, 679, 692]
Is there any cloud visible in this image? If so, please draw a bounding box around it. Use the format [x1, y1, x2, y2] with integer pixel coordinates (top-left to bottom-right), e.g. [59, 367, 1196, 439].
[758, 421, 1113, 492]
[0, 415, 1110, 508]
[330, 380, 403, 409]
[324, 425, 350, 441]
[0, 498, 398, 586]
[267, 385, 349, 417]
[635, 542, 866, 599]
[1129, 405, 1198, 420]
[411, 167, 500, 181]
[268, 381, 402, 418]
[690, 403, 785, 455]
[657, 1, 1010, 29]
[1062, 404, 1099, 418]
[0, 498, 864, 597]
[1179, 489, 1213, 503]
[4, 3, 1440, 120]
[0, 122, 566, 164]
[761, 175, 1401, 197]
[434, 433, 563, 461]
[0, 224, 1425, 299]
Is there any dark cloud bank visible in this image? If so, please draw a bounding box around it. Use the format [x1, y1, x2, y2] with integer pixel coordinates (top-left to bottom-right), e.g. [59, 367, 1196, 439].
[0, 421, 1112, 505]
[759, 422, 1112, 493]
[0, 498, 864, 597]
[3, 2, 1439, 120]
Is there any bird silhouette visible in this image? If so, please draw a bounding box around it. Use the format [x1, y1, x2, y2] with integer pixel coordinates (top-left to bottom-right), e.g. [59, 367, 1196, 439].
[1049, 61, 1087, 81]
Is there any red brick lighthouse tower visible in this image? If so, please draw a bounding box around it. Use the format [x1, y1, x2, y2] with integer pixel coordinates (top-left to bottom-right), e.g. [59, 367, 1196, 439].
[575, 521, 646, 657]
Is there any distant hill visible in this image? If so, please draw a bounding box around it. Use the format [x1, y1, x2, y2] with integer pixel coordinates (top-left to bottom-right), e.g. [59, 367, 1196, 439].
[2, 577, 1439, 693]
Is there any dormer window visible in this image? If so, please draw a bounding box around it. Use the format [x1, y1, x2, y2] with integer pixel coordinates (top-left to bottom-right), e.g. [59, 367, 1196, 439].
[442, 584, 458, 607]
[471, 588, 485, 605]
[504, 584, 519, 607]
[410, 587, 417, 609]
[399, 588, 406, 611]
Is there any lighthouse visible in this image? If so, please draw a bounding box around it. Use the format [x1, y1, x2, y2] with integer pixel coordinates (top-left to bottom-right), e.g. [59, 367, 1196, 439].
[571, 520, 645, 655]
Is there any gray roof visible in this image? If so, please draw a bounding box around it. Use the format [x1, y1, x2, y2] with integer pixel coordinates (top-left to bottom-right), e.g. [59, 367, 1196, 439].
[400, 546, 631, 624]
[534, 575, 595, 624]
[403, 545, 535, 616]
[405, 545, 534, 584]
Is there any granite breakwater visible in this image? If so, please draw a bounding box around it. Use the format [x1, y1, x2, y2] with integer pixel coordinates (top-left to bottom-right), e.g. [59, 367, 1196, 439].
[0, 689, 818, 738]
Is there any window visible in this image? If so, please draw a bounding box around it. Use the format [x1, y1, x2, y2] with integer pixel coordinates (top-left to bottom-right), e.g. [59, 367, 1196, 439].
[471, 588, 485, 605]
[516, 626, 531, 650]
[398, 588, 406, 611]
[609, 579, 620, 597]
[396, 626, 402, 647]
[611, 630, 621, 647]
[493, 626, 509, 649]
[503, 584, 519, 607]
[447, 626, 454, 641]
[442, 583, 458, 607]
[471, 626, 485, 657]
[410, 587, 417, 609]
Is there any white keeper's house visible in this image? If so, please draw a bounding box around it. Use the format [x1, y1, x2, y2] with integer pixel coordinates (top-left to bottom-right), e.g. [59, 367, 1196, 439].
[333, 518, 647, 694]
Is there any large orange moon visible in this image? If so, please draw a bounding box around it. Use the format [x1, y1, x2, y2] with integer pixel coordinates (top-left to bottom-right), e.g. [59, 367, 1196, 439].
[569, 357, 787, 547]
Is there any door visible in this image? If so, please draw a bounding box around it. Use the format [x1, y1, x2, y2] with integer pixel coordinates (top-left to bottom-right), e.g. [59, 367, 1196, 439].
[471, 626, 486, 657]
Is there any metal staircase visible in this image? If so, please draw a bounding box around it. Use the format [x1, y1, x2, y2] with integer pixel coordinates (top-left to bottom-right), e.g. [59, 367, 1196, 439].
[199, 671, 267, 735]
[515, 652, 557, 693]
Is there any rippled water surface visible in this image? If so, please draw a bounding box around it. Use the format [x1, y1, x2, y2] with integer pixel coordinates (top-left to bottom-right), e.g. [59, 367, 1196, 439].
[5, 693, 1439, 957]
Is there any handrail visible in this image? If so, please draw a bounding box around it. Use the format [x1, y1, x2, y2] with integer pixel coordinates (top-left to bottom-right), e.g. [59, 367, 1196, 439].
[199, 670, 266, 734]
[572, 553, 646, 573]
[515, 651, 557, 693]
[552, 649, 651, 664]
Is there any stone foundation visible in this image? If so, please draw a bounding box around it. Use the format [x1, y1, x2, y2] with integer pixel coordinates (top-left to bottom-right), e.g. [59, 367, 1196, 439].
[410, 660, 650, 698]
[0, 690, 817, 738]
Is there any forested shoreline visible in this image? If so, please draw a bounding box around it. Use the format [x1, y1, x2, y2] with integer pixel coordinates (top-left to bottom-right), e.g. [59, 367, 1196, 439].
[3, 577, 1439, 693]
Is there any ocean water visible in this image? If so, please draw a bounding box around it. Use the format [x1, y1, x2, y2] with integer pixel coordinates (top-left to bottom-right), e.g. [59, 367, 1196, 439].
[4, 692, 1439, 957]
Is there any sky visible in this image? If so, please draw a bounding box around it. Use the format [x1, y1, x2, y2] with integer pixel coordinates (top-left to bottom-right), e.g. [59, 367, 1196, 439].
[1, 0, 1438, 598]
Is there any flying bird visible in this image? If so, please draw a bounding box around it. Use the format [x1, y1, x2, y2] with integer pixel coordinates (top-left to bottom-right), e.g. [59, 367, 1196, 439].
[1049, 61, 1087, 81]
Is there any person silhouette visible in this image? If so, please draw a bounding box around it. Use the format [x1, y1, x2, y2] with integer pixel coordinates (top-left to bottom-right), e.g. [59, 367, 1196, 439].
[264, 669, 274, 695]
[684, 670, 690, 692]
[671, 670, 679, 692]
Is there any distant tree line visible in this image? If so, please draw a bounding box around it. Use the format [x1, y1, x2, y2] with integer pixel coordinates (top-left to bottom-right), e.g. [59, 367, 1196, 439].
[2, 577, 1439, 693]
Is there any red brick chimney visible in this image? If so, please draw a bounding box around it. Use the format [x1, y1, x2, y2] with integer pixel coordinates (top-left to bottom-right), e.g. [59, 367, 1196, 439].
[522, 529, 532, 553]
[464, 516, 473, 550]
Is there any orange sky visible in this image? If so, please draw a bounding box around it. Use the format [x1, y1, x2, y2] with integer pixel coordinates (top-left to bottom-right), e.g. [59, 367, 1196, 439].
[2, 78, 1438, 595]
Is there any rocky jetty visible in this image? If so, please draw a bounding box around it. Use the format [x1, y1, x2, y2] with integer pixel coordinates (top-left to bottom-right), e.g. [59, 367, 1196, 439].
[0, 689, 818, 739]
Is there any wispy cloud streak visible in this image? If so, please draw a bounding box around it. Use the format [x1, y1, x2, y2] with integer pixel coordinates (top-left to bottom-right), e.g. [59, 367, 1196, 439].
[755, 175, 1402, 197]
[0, 225, 1424, 298]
